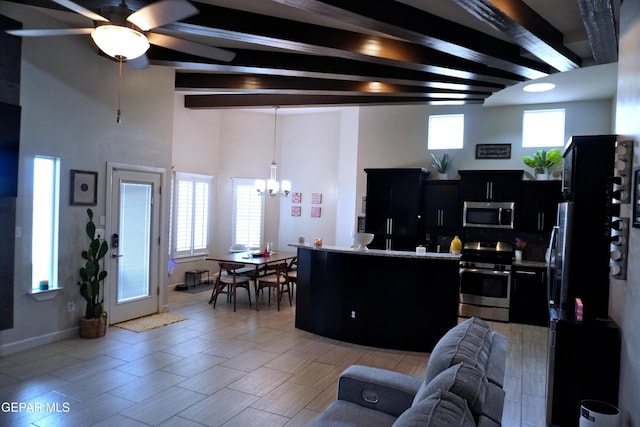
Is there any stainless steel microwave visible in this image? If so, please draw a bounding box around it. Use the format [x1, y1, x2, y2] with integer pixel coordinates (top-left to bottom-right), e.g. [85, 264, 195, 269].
[463, 201, 515, 229]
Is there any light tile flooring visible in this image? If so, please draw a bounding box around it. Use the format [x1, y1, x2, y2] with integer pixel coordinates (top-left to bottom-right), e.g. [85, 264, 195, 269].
[0, 288, 548, 426]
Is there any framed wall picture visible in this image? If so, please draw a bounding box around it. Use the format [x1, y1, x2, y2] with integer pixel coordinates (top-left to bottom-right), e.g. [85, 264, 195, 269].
[70, 170, 97, 206]
[475, 143, 511, 159]
[633, 167, 640, 228]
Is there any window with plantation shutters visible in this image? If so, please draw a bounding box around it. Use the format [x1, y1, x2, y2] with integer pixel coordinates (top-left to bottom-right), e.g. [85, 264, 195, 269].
[232, 178, 264, 249]
[172, 173, 212, 257]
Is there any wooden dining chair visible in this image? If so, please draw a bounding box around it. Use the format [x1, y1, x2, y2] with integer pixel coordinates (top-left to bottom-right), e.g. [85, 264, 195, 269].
[209, 262, 252, 312]
[256, 262, 292, 311]
[287, 257, 298, 298]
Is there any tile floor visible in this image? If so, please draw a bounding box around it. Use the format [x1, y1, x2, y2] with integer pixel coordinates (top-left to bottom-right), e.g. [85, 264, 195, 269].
[0, 287, 548, 426]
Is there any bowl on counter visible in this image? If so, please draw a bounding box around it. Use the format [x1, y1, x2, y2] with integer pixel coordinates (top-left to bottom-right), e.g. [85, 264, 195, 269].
[353, 232, 374, 251]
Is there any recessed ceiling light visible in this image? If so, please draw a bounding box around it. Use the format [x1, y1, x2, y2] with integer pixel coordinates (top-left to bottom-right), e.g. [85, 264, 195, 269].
[523, 82, 556, 93]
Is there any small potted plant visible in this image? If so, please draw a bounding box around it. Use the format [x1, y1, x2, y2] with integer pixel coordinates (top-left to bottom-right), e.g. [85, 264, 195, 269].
[514, 237, 527, 261]
[523, 148, 562, 180]
[78, 208, 109, 338]
[431, 152, 455, 179]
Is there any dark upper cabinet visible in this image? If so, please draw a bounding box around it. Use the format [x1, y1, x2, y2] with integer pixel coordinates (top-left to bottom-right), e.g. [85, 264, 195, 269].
[510, 266, 548, 327]
[424, 181, 460, 230]
[459, 170, 523, 202]
[365, 168, 429, 251]
[517, 181, 562, 232]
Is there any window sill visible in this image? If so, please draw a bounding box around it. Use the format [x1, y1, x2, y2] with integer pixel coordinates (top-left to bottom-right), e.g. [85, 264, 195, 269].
[29, 287, 64, 302]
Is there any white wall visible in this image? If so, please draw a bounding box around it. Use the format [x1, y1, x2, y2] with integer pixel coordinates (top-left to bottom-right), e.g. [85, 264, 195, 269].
[612, 0, 640, 424]
[0, 3, 174, 354]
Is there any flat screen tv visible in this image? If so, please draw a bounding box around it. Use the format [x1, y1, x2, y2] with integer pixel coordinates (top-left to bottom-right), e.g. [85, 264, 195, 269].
[0, 101, 20, 197]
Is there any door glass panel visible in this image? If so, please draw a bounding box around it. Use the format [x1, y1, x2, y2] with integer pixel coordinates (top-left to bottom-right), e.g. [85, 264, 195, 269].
[118, 182, 152, 302]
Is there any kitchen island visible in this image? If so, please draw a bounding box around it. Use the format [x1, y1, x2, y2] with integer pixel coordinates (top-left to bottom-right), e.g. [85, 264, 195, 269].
[292, 244, 460, 352]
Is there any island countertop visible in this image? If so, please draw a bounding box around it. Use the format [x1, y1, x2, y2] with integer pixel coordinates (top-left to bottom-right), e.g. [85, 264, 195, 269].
[288, 243, 460, 261]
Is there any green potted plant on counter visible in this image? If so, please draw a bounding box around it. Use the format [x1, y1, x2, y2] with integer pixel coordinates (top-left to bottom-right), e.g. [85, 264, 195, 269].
[431, 152, 455, 179]
[78, 208, 109, 338]
[523, 148, 561, 180]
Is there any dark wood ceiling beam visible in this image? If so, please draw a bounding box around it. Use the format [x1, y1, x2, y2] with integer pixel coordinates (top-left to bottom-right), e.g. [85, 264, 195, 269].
[174, 73, 493, 99]
[269, 0, 550, 79]
[450, 0, 581, 72]
[577, 0, 618, 64]
[148, 46, 506, 93]
[170, 4, 525, 85]
[183, 93, 485, 109]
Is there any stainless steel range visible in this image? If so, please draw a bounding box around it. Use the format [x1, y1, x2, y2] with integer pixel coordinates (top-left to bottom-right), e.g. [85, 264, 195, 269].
[459, 241, 513, 322]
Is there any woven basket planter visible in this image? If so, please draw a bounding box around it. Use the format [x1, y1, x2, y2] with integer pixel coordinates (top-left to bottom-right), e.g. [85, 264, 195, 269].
[79, 312, 107, 338]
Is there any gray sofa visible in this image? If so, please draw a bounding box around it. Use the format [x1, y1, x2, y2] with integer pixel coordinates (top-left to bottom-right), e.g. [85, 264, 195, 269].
[311, 317, 508, 427]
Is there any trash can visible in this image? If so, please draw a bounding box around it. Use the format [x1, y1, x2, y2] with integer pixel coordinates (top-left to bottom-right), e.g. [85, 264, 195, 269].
[579, 400, 620, 427]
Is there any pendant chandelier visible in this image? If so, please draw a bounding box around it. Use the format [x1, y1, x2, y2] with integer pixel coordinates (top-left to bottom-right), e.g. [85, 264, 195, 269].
[255, 107, 291, 196]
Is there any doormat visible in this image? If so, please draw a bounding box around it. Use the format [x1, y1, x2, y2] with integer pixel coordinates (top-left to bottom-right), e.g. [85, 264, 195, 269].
[175, 281, 213, 294]
[113, 313, 187, 333]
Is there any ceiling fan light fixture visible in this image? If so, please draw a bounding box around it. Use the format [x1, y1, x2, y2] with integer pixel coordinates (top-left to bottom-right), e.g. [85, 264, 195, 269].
[91, 25, 150, 60]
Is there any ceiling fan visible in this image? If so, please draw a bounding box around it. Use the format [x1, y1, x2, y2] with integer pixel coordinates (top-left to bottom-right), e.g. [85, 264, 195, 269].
[6, 0, 236, 65]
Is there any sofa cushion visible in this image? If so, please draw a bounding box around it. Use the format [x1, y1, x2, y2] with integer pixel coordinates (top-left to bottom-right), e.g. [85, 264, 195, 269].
[413, 363, 486, 416]
[393, 390, 476, 427]
[425, 317, 493, 383]
[311, 400, 397, 427]
[486, 331, 507, 387]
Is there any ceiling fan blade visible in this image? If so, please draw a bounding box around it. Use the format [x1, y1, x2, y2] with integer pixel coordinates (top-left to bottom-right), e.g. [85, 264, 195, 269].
[6, 28, 94, 37]
[127, 55, 150, 69]
[50, 0, 108, 22]
[148, 33, 236, 62]
[127, 0, 198, 32]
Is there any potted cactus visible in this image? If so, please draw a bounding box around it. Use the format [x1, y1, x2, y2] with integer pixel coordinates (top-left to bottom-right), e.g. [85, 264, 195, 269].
[78, 208, 109, 338]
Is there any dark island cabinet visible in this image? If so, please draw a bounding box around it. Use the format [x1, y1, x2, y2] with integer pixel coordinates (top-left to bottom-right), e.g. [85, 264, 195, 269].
[459, 170, 523, 202]
[295, 246, 460, 352]
[517, 181, 562, 232]
[365, 168, 429, 251]
[510, 266, 548, 326]
[423, 181, 460, 230]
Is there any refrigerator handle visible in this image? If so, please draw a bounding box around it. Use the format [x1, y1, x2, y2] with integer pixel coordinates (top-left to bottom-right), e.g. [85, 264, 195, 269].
[546, 226, 559, 307]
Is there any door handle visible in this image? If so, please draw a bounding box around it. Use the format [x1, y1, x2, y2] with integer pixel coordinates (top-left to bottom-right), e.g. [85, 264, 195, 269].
[112, 252, 123, 258]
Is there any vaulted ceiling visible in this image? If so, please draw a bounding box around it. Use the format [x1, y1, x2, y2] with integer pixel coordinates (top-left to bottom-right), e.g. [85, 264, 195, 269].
[9, 0, 620, 108]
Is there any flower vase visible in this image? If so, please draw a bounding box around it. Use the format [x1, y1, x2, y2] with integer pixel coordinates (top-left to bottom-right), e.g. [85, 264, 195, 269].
[450, 236, 462, 255]
[536, 173, 549, 180]
[515, 250, 523, 261]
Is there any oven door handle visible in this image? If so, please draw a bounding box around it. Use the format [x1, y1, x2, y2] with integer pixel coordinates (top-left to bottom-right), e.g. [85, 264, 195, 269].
[460, 268, 511, 275]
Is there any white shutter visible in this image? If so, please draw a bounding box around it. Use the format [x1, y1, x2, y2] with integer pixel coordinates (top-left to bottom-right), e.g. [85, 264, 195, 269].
[172, 173, 212, 257]
[232, 178, 264, 248]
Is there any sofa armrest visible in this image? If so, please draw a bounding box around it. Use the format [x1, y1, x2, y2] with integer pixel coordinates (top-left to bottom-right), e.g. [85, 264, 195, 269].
[336, 365, 423, 418]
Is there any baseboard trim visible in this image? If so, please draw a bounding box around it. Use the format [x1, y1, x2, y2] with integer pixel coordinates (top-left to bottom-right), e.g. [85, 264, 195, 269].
[0, 327, 78, 356]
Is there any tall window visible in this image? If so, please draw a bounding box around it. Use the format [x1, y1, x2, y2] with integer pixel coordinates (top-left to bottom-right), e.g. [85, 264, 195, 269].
[428, 114, 464, 149]
[522, 109, 565, 147]
[172, 172, 212, 258]
[32, 156, 60, 290]
[232, 178, 264, 249]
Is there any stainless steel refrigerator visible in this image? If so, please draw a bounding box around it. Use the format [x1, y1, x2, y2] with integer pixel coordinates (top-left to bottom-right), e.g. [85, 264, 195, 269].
[547, 201, 572, 318]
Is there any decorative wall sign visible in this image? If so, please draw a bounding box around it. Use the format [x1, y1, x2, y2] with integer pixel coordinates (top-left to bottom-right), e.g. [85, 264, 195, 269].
[70, 170, 97, 206]
[475, 144, 512, 159]
[292, 192, 302, 203]
[291, 206, 301, 217]
[311, 206, 321, 217]
[633, 167, 640, 228]
[312, 193, 322, 204]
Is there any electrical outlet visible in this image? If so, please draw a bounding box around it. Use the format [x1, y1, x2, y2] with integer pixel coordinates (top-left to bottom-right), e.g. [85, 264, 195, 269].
[95, 228, 105, 240]
[68, 301, 75, 312]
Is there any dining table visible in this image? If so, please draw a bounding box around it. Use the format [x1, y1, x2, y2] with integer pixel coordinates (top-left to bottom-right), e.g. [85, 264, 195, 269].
[205, 250, 298, 304]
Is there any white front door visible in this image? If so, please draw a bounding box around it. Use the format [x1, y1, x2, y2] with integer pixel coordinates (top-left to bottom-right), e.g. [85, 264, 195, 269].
[107, 166, 162, 324]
